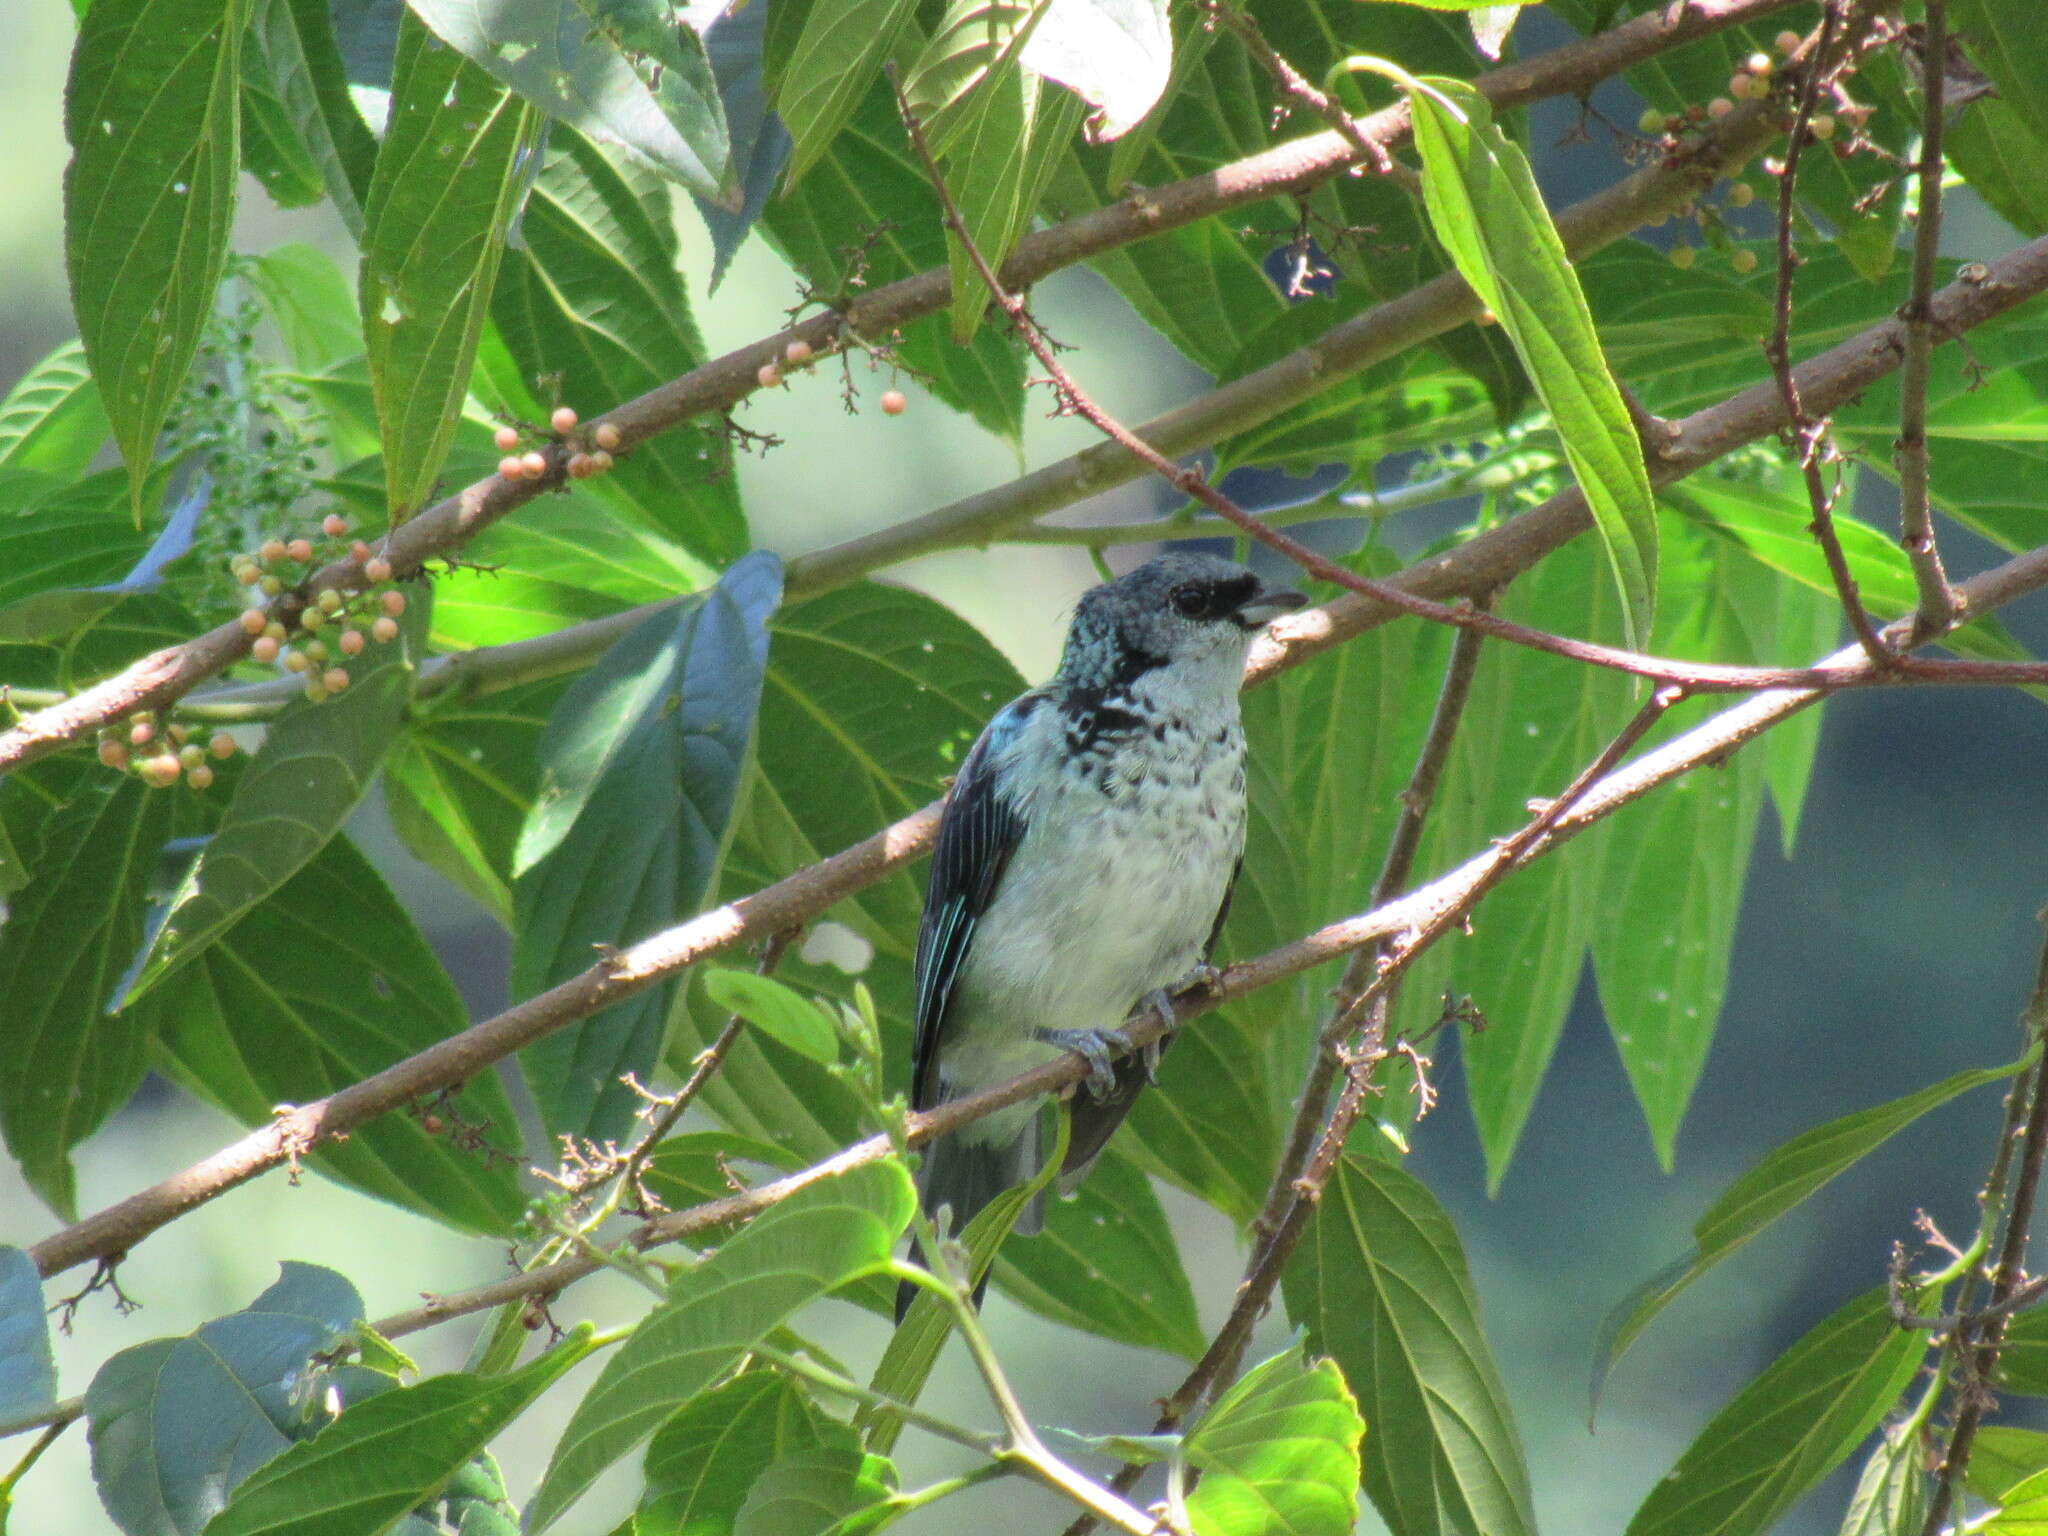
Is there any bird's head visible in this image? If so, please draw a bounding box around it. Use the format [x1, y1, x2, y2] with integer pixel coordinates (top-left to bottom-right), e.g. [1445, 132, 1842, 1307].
[1056, 552, 1307, 695]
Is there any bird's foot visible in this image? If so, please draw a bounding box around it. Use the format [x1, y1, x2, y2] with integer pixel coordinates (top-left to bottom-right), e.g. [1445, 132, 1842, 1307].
[1177, 962, 1225, 998]
[1035, 1027, 1130, 1101]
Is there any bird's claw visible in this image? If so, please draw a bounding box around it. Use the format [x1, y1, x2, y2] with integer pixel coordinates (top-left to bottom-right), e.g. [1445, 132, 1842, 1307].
[1035, 1027, 1124, 1100]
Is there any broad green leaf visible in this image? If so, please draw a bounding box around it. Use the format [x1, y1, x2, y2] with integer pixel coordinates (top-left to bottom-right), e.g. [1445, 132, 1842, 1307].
[1592, 1054, 2025, 1405]
[1119, 1017, 1277, 1228]
[0, 774, 185, 1217]
[150, 834, 525, 1236]
[201, 1328, 596, 1536]
[997, 1147, 1205, 1361]
[1838, 1421, 1925, 1536]
[239, 14, 327, 208]
[1020, 0, 1169, 139]
[635, 1373, 828, 1536]
[408, 0, 734, 202]
[762, 72, 1026, 438]
[640, 1131, 803, 1211]
[1953, 0, 2048, 148]
[63, 0, 242, 516]
[1987, 1469, 2048, 1535]
[360, 14, 536, 522]
[244, 244, 363, 373]
[514, 553, 781, 1144]
[383, 677, 564, 928]
[247, 0, 377, 233]
[0, 1246, 57, 1421]
[0, 815, 24, 900]
[121, 590, 429, 1005]
[703, 970, 840, 1064]
[695, 0, 793, 288]
[1998, 1307, 2048, 1395]
[490, 125, 747, 563]
[1284, 1155, 1536, 1536]
[0, 339, 109, 477]
[1949, 97, 2048, 238]
[942, 68, 1080, 339]
[1626, 1288, 1926, 1536]
[527, 1160, 917, 1533]
[0, 471, 152, 638]
[901, 0, 1043, 162]
[734, 1430, 896, 1536]
[1406, 75, 1657, 645]
[87, 1264, 364, 1536]
[1184, 1346, 1366, 1536]
[1969, 1427, 2048, 1503]
[1215, 350, 1502, 478]
[774, 0, 919, 187]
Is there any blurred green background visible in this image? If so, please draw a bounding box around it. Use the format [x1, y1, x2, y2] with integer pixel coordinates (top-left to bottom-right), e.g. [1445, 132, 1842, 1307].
[5, 4, 2046, 1533]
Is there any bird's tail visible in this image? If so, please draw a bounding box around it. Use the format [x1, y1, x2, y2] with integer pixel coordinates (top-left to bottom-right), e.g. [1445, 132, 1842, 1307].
[894, 1122, 1043, 1322]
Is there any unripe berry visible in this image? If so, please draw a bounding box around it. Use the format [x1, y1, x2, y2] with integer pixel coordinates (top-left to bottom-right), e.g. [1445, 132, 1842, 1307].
[520, 451, 548, 478]
[186, 764, 214, 790]
[179, 743, 206, 770]
[300, 607, 326, 632]
[98, 739, 128, 770]
[260, 575, 284, 597]
[1670, 244, 1697, 269]
[1808, 114, 1836, 141]
[589, 450, 613, 473]
[567, 452, 595, 478]
[372, 616, 400, 643]
[880, 389, 907, 416]
[323, 667, 351, 693]
[499, 454, 526, 480]
[365, 557, 393, 583]
[210, 732, 236, 760]
[240, 608, 268, 636]
[1727, 180, 1757, 207]
[304, 640, 328, 663]
[1639, 106, 1668, 135]
[139, 755, 181, 788]
[323, 513, 349, 537]
[784, 338, 814, 365]
[252, 635, 280, 662]
[264, 621, 287, 643]
[317, 588, 344, 615]
[303, 679, 327, 702]
[381, 590, 407, 617]
[551, 406, 578, 434]
[594, 423, 620, 451]
[284, 650, 310, 673]
[1730, 248, 1759, 273]
[260, 539, 287, 564]
[286, 538, 313, 563]
[756, 362, 782, 389]
[493, 424, 521, 452]
[235, 563, 261, 586]
[129, 721, 154, 746]
[339, 628, 366, 655]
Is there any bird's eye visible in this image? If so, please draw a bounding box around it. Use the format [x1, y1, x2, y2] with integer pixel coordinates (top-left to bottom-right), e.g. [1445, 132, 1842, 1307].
[1169, 582, 1209, 619]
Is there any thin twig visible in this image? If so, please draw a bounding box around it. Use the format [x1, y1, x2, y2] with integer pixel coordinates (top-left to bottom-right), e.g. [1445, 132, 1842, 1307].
[1895, 0, 1962, 635]
[1764, 0, 1892, 666]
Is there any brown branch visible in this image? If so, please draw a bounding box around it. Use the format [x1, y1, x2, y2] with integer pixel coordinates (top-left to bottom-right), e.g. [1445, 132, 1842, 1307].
[0, 0, 1812, 778]
[1895, 0, 1962, 635]
[24, 232, 2048, 1287]
[1764, 0, 1892, 667]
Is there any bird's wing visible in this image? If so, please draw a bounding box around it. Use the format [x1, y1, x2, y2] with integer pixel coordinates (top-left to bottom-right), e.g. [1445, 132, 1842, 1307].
[1204, 856, 1242, 962]
[910, 697, 1035, 1110]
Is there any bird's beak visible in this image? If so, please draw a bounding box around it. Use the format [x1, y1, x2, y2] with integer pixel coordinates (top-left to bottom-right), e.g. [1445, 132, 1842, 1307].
[1233, 583, 1309, 628]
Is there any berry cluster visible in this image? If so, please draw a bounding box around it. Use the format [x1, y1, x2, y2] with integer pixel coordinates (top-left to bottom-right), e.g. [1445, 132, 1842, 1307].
[227, 512, 410, 702]
[97, 714, 237, 790]
[753, 336, 907, 415]
[494, 407, 622, 482]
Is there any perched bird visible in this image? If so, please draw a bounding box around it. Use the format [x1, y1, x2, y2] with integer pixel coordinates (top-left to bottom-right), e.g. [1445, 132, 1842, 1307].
[901, 553, 1304, 1313]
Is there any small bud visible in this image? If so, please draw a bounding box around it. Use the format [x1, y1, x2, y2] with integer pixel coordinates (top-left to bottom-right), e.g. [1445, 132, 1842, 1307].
[880, 389, 908, 416]
[186, 764, 214, 790]
[322, 513, 349, 537]
[179, 743, 206, 770]
[493, 424, 521, 452]
[317, 588, 344, 615]
[1638, 106, 1668, 135]
[1808, 113, 1836, 141]
[284, 649, 311, 673]
[567, 452, 595, 478]
[381, 590, 408, 617]
[498, 454, 526, 480]
[210, 733, 236, 761]
[1686, 103, 1706, 124]
[520, 451, 548, 478]
[1708, 96, 1734, 120]
[1670, 244, 1697, 269]
[756, 362, 782, 389]
[784, 338, 814, 365]
[365, 556, 393, 583]
[129, 721, 154, 746]
[589, 449, 613, 473]
[260, 539, 287, 564]
[372, 615, 400, 643]
[259, 575, 283, 597]
[1476, 308, 1497, 325]
[240, 608, 268, 635]
[422, 1114, 444, 1135]
[1775, 29, 1801, 56]
[1730, 248, 1759, 273]
[593, 423, 621, 451]
[98, 739, 128, 770]
[286, 538, 313, 563]
[167, 723, 190, 745]
[339, 628, 366, 655]
[551, 405, 578, 434]
[323, 667, 351, 693]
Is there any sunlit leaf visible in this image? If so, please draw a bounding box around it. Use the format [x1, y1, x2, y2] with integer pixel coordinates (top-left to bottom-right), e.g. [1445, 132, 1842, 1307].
[1184, 1345, 1365, 1536]
[0, 339, 109, 478]
[773, 0, 919, 187]
[1020, 0, 1169, 140]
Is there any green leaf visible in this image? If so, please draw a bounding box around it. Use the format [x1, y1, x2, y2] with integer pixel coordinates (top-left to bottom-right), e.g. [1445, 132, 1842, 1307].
[901, 0, 1042, 162]
[1996, 1306, 2048, 1395]
[527, 1159, 917, 1533]
[640, 1131, 803, 1211]
[515, 553, 781, 1143]
[1406, 75, 1657, 645]
[0, 1246, 57, 1421]
[996, 1147, 1205, 1360]
[1968, 1427, 2048, 1503]
[703, 970, 841, 1064]
[1626, 1288, 1926, 1536]
[1183, 1345, 1366, 1536]
[360, 13, 536, 521]
[733, 1421, 896, 1536]
[490, 124, 747, 563]
[244, 244, 364, 373]
[1284, 1155, 1536, 1536]
[200, 1328, 595, 1536]
[1987, 1470, 2048, 1535]
[1837, 1421, 1925, 1536]
[149, 834, 525, 1236]
[121, 590, 428, 1006]
[1948, 96, 2048, 238]
[407, 0, 733, 203]
[1953, 0, 2048, 148]
[774, 0, 919, 187]
[0, 339, 110, 477]
[0, 774, 185, 1217]
[247, 0, 377, 234]
[635, 1373, 827, 1536]
[942, 67, 1079, 339]
[1020, 0, 1169, 140]
[63, 0, 242, 516]
[87, 1263, 364, 1536]
[239, 17, 327, 209]
[1593, 1053, 2029, 1405]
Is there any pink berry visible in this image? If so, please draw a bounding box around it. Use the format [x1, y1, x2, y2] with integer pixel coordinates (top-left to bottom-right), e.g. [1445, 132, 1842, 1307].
[322, 513, 349, 537]
[259, 539, 286, 564]
[520, 451, 548, 478]
[323, 668, 351, 693]
[381, 591, 407, 617]
[756, 362, 782, 389]
[1775, 29, 1802, 55]
[372, 616, 400, 643]
[98, 739, 128, 770]
[499, 454, 525, 480]
[210, 733, 236, 760]
[784, 339, 814, 365]
[880, 389, 907, 416]
[339, 629, 365, 655]
[129, 721, 154, 746]
[240, 609, 267, 636]
[140, 755, 180, 788]
[350, 539, 372, 561]
[589, 450, 613, 473]
[567, 453, 594, 478]
[551, 406, 578, 434]
[252, 635, 281, 663]
[594, 423, 620, 451]
[186, 764, 214, 790]
[365, 557, 393, 583]
[235, 564, 261, 586]
[1708, 96, 1734, 119]
[287, 538, 313, 563]
[494, 424, 520, 452]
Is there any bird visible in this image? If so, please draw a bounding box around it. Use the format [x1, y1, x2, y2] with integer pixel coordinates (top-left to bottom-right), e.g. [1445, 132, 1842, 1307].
[900, 552, 1305, 1316]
